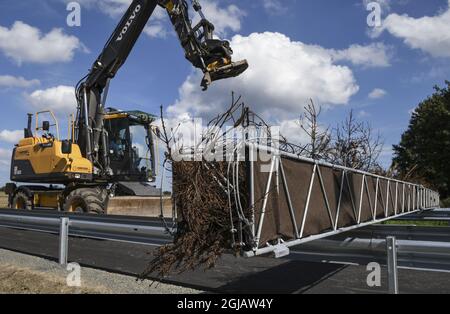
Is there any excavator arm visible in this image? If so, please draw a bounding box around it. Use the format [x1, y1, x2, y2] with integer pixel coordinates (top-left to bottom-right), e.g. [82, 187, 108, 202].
[75, 0, 248, 174]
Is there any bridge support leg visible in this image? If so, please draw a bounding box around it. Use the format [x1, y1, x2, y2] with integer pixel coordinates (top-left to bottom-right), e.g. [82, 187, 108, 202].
[59, 217, 69, 266]
[386, 236, 399, 294]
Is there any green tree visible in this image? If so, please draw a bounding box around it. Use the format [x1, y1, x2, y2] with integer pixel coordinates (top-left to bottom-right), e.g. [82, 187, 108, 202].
[393, 81, 450, 199]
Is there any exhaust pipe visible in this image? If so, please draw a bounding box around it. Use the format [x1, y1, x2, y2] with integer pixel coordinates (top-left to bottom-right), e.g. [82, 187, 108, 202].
[24, 113, 33, 138]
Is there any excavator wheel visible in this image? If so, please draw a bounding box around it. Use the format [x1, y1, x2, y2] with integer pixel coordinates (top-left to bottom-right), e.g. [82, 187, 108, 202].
[11, 192, 32, 210]
[63, 188, 107, 214]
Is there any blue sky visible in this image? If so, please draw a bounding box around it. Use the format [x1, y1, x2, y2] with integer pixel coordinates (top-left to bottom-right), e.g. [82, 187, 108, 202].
[0, 0, 449, 184]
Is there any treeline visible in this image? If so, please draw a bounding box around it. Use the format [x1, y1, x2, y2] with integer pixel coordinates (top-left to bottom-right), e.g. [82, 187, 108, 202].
[290, 81, 449, 206]
[393, 81, 450, 204]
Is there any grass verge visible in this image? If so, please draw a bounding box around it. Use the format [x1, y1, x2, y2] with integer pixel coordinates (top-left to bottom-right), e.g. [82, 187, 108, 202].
[0, 264, 106, 294]
[383, 220, 449, 227]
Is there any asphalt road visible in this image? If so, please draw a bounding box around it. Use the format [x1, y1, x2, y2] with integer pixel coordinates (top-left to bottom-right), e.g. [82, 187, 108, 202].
[0, 227, 450, 293]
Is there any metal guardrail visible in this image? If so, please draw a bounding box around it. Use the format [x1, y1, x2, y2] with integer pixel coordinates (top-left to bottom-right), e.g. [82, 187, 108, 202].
[0, 209, 449, 294]
[386, 237, 398, 294]
[0, 210, 173, 265]
[343, 224, 450, 242]
[290, 235, 450, 294]
[289, 223, 450, 273]
[0, 209, 405, 294]
[395, 209, 450, 222]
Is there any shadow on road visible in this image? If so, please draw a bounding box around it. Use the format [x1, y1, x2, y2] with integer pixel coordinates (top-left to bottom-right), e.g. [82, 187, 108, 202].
[213, 261, 347, 294]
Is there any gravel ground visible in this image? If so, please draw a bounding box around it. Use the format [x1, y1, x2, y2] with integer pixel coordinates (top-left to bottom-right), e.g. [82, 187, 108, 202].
[0, 249, 202, 294]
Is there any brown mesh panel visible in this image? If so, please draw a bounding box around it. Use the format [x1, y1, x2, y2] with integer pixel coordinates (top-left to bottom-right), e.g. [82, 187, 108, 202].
[251, 155, 423, 249]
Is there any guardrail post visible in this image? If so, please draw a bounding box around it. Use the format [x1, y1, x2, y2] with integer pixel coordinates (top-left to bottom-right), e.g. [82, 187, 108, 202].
[386, 236, 399, 294]
[59, 217, 69, 266]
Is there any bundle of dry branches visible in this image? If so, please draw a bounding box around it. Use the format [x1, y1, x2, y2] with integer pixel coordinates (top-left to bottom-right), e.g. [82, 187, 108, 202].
[141, 96, 249, 278]
[141, 161, 247, 277]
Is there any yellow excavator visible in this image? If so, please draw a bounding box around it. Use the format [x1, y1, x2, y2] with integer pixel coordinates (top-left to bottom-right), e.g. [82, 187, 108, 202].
[4, 0, 248, 214]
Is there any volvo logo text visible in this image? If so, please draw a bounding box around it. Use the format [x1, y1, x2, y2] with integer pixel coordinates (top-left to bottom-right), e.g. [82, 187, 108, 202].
[116, 4, 141, 42]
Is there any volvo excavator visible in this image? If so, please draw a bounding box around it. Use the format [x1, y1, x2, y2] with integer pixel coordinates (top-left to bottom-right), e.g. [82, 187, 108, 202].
[4, 0, 248, 214]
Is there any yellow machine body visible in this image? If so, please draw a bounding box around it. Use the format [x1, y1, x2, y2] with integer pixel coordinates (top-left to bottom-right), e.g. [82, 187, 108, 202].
[6, 110, 160, 213]
[11, 136, 93, 183]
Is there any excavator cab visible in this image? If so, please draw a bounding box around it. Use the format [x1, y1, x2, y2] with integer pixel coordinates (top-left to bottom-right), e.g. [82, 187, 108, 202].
[103, 110, 158, 183]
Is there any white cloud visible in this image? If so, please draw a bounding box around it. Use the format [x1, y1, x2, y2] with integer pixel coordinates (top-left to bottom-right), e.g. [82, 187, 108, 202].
[374, 0, 450, 58]
[368, 88, 387, 99]
[144, 23, 169, 39]
[331, 43, 392, 68]
[0, 160, 9, 173]
[0, 75, 40, 88]
[0, 148, 12, 168]
[26, 85, 77, 116]
[262, 0, 288, 15]
[0, 130, 23, 144]
[0, 21, 85, 65]
[279, 119, 312, 146]
[168, 32, 360, 120]
[74, 0, 131, 17]
[0, 148, 11, 173]
[142, 5, 170, 39]
[357, 110, 371, 118]
[279, 118, 334, 148]
[0, 148, 10, 158]
[96, 0, 132, 17]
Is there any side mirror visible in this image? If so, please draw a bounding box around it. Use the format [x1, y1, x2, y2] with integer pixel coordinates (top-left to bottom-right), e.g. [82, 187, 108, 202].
[42, 121, 50, 132]
[61, 140, 72, 154]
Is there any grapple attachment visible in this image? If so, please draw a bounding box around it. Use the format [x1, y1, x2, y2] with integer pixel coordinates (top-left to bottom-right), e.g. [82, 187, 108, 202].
[201, 59, 249, 91]
[165, 1, 249, 90]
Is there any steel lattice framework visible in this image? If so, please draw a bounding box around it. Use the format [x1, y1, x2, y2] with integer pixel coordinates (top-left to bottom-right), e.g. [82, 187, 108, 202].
[168, 103, 441, 259]
[242, 143, 440, 258]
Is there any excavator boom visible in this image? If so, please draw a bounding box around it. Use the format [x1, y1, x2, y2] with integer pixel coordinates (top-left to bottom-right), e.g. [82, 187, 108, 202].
[7, 0, 248, 214]
[75, 0, 248, 175]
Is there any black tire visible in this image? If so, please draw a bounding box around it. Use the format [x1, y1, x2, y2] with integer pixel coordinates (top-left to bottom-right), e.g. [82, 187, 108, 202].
[12, 191, 32, 210]
[63, 187, 108, 214]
